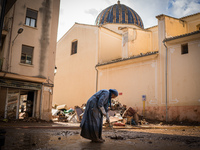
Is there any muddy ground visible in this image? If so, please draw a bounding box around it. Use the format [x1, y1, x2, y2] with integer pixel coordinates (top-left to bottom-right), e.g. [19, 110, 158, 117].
[1, 125, 200, 150]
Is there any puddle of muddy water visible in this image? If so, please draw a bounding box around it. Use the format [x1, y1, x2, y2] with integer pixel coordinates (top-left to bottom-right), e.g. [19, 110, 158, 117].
[1, 128, 200, 150]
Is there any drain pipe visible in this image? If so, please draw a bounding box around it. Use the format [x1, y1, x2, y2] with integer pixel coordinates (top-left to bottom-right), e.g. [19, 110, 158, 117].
[95, 66, 98, 92]
[163, 41, 168, 122]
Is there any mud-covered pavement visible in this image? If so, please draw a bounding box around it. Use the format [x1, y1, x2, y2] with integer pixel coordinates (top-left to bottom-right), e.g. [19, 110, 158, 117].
[1, 126, 200, 150]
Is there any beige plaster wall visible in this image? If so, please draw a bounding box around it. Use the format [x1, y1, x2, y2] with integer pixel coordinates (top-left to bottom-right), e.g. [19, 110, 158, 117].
[2, 0, 59, 81]
[128, 29, 152, 56]
[48, 0, 60, 84]
[102, 23, 141, 34]
[157, 15, 167, 111]
[41, 0, 60, 120]
[0, 0, 60, 121]
[98, 27, 122, 64]
[167, 40, 200, 107]
[97, 57, 158, 115]
[54, 24, 98, 107]
[34, 90, 41, 118]
[41, 87, 53, 120]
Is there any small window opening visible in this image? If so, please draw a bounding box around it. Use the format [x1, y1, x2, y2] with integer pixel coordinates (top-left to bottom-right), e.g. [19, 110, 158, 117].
[71, 40, 78, 55]
[181, 44, 188, 55]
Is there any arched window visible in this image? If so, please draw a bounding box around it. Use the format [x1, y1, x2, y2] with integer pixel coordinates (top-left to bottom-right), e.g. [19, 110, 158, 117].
[71, 40, 78, 55]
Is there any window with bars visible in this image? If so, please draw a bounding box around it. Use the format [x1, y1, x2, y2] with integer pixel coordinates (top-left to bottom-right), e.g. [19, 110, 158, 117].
[25, 8, 38, 27]
[71, 40, 78, 55]
[20, 45, 34, 64]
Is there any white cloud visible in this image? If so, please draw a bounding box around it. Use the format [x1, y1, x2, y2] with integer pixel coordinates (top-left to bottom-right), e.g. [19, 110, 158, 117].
[167, 0, 200, 17]
[57, 0, 110, 41]
[85, 9, 99, 17]
[125, 0, 169, 28]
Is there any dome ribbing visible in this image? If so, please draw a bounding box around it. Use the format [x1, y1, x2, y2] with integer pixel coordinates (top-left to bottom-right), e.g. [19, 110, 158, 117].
[95, 1, 144, 29]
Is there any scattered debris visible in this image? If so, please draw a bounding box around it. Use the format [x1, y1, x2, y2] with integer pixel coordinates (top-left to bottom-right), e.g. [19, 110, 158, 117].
[109, 135, 126, 140]
[57, 131, 80, 137]
[52, 109, 60, 116]
[139, 119, 149, 125]
[122, 107, 139, 125]
[113, 122, 125, 126]
[74, 106, 83, 123]
[51, 100, 149, 126]
[57, 104, 67, 110]
[32, 143, 36, 146]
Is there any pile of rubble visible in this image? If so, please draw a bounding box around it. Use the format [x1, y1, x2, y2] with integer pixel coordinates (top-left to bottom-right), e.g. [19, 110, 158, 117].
[52, 104, 85, 123]
[52, 100, 148, 126]
[104, 100, 142, 126]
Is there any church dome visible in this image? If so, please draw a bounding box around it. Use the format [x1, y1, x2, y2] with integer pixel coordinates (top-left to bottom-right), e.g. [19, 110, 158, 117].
[95, 1, 144, 29]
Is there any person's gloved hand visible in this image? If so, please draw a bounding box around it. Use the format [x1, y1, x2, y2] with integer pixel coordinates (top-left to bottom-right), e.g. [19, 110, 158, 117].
[106, 113, 110, 123]
[100, 107, 106, 116]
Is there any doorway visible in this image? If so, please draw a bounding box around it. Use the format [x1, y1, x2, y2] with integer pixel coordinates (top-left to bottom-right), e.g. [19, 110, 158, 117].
[19, 90, 35, 119]
[6, 89, 19, 119]
[6, 88, 36, 120]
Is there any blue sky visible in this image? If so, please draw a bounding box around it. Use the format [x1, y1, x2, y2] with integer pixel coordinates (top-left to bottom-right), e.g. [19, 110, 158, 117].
[57, 0, 200, 41]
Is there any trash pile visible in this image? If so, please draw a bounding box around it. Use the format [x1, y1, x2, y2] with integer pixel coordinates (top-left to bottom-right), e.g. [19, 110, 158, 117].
[52, 100, 147, 126]
[104, 100, 142, 126]
[52, 104, 85, 123]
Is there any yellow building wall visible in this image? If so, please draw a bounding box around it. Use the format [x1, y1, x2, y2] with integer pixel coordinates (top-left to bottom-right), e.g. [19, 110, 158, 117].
[165, 16, 187, 38]
[128, 29, 152, 56]
[181, 13, 200, 32]
[147, 26, 159, 52]
[98, 27, 122, 64]
[54, 24, 98, 108]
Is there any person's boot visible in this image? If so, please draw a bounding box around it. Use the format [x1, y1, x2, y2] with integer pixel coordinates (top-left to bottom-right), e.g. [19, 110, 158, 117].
[91, 138, 105, 143]
[100, 137, 105, 142]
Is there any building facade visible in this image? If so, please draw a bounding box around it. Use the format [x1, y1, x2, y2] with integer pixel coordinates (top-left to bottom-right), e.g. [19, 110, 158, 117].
[54, 1, 200, 122]
[0, 0, 60, 121]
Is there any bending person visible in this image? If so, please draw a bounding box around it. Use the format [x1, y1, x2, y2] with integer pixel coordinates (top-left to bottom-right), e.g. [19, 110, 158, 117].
[80, 89, 118, 143]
